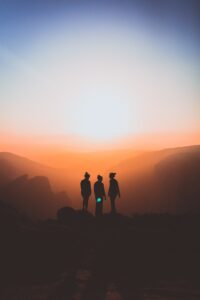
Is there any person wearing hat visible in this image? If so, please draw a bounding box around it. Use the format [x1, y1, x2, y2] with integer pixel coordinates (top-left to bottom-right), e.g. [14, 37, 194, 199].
[94, 175, 106, 217]
[80, 172, 91, 211]
[108, 172, 120, 214]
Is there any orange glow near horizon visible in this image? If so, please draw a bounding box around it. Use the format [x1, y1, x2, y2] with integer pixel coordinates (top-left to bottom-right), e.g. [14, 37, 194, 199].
[0, 131, 200, 162]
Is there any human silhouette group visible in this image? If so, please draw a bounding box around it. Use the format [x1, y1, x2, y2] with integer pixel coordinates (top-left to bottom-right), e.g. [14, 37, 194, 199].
[80, 172, 120, 216]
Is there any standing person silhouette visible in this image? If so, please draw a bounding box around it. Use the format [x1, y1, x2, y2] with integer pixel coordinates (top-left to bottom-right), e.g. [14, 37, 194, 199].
[94, 175, 106, 217]
[108, 172, 120, 214]
[80, 172, 91, 212]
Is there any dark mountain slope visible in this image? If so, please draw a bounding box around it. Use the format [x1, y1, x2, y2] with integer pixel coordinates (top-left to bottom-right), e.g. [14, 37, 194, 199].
[113, 145, 200, 214]
[0, 175, 70, 219]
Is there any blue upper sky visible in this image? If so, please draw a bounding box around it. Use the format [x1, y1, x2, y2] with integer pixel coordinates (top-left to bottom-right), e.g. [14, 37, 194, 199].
[0, 0, 200, 51]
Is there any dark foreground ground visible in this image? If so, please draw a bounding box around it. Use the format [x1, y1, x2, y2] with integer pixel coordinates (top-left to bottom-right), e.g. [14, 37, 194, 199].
[0, 205, 200, 300]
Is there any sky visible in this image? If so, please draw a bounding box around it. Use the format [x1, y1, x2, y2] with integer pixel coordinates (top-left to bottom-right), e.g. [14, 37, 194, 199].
[0, 0, 200, 150]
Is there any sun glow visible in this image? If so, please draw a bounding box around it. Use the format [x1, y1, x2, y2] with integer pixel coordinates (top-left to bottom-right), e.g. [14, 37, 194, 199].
[1, 10, 199, 147]
[69, 91, 131, 141]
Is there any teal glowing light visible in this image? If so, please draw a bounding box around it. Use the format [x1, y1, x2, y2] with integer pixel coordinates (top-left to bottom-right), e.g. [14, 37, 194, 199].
[96, 197, 102, 203]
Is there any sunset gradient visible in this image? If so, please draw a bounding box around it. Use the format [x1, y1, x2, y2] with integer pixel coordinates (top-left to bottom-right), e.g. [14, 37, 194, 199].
[0, 0, 200, 151]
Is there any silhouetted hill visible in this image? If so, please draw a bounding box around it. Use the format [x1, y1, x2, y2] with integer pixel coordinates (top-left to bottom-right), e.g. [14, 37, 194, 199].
[155, 149, 200, 213]
[115, 145, 200, 174]
[0, 152, 70, 192]
[113, 145, 200, 214]
[0, 175, 70, 219]
[0, 152, 50, 184]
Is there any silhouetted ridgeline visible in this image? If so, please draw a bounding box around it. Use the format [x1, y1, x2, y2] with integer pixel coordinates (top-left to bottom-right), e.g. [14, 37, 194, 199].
[114, 145, 200, 214]
[0, 151, 70, 192]
[0, 174, 70, 219]
[155, 150, 200, 213]
[0, 152, 54, 187]
[1, 145, 200, 217]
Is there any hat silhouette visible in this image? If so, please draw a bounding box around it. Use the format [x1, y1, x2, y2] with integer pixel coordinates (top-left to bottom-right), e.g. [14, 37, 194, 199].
[97, 175, 103, 181]
[109, 172, 116, 178]
[84, 172, 90, 178]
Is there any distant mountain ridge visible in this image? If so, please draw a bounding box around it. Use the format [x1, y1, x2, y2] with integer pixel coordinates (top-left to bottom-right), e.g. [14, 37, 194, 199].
[0, 152, 55, 186]
[113, 145, 200, 214]
[0, 174, 70, 219]
[0, 145, 200, 216]
[155, 149, 200, 213]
